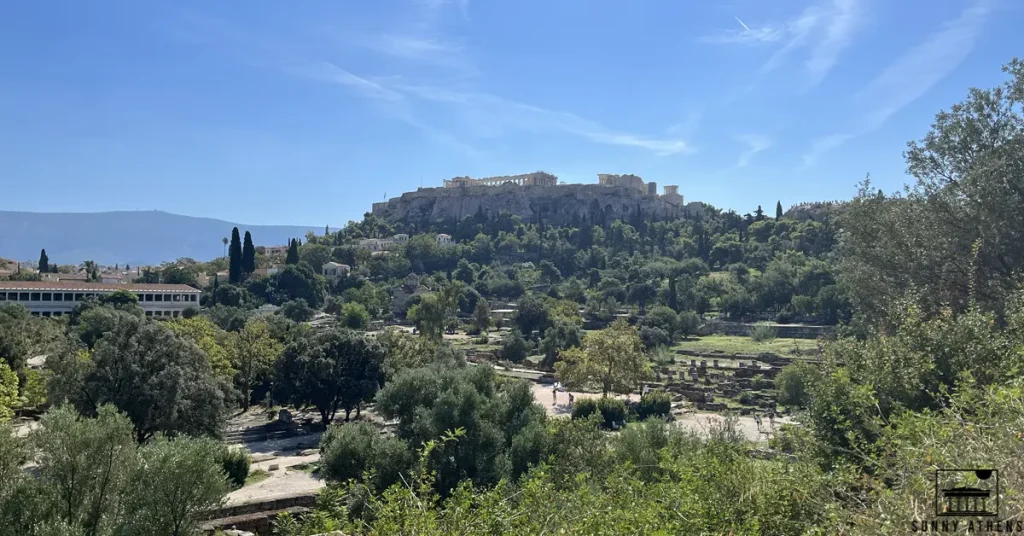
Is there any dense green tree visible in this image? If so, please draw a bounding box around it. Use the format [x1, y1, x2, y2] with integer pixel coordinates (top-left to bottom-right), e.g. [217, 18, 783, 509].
[840, 60, 1024, 322]
[280, 298, 314, 322]
[513, 293, 551, 337]
[272, 262, 326, 308]
[299, 243, 332, 273]
[556, 320, 650, 396]
[228, 227, 243, 284]
[776, 200, 783, 220]
[165, 316, 234, 378]
[539, 318, 583, 368]
[160, 263, 198, 286]
[230, 319, 281, 410]
[0, 362, 17, 421]
[48, 316, 229, 442]
[500, 328, 528, 363]
[275, 328, 385, 424]
[473, 300, 492, 334]
[320, 421, 412, 492]
[341, 302, 370, 330]
[374, 365, 549, 493]
[241, 230, 256, 275]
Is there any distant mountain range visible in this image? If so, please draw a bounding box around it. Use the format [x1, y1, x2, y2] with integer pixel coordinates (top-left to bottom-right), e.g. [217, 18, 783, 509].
[0, 211, 323, 266]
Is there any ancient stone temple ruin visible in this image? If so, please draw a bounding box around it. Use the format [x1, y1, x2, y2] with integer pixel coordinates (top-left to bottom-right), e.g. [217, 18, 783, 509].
[372, 171, 692, 226]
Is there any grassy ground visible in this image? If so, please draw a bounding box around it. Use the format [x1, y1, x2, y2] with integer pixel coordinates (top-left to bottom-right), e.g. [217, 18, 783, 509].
[245, 469, 271, 486]
[291, 462, 319, 475]
[670, 335, 818, 358]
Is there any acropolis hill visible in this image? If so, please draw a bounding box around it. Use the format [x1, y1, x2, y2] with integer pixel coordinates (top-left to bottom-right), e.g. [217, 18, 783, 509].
[371, 172, 703, 226]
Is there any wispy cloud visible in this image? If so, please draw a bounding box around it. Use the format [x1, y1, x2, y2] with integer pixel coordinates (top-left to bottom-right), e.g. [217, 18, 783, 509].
[704, 0, 863, 87]
[735, 134, 773, 167]
[802, 0, 993, 166]
[804, 0, 861, 86]
[396, 85, 691, 155]
[699, 22, 786, 45]
[362, 34, 473, 72]
[285, 60, 403, 101]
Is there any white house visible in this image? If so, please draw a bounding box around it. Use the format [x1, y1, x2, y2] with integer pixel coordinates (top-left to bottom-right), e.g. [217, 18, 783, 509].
[322, 262, 351, 280]
[436, 234, 453, 246]
[0, 281, 201, 319]
[357, 238, 391, 251]
[391, 233, 409, 244]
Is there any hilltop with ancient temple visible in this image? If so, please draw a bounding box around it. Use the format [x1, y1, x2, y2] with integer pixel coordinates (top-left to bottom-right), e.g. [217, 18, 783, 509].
[371, 172, 700, 226]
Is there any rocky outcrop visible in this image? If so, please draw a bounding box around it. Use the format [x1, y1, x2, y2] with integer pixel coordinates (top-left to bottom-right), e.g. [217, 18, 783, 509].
[372, 183, 683, 226]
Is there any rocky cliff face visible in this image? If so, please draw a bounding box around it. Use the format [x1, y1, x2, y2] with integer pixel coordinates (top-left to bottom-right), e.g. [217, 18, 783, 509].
[372, 184, 685, 225]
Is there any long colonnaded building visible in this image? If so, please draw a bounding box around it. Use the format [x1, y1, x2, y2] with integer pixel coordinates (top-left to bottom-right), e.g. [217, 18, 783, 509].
[0, 281, 201, 318]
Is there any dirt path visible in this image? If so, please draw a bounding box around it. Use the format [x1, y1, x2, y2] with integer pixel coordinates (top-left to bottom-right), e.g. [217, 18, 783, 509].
[225, 452, 324, 507]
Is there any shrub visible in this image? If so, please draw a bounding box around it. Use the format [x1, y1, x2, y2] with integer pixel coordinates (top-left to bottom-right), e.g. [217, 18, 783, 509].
[323, 296, 345, 316]
[635, 390, 672, 420]
[650, 346, 675, 366]
[320, 421, 413, 491]
[774, 309, 795, 324]
[571, 397, 599, 421]
[776, 363, 815, 408]
[677, 311, 701, 339]
[218, 447, 251, 489]
[570, 396, 620, 422]
[475, 334, 489, 345]
[280, 299, 314, 322]
[340, 302, 369, 330]
[738, 392, 756, 405]
[597, 397, 627, 428]
[639, 326, 671, 350]
[749, 322, 778, 343]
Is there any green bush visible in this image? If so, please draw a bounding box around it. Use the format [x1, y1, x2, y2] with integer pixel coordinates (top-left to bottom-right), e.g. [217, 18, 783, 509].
[570, 397, 599, 421]
[571, 397, 628, 428]
[776, 363, 815, 408]
[749, 323, 778, 343]
[597, 397, 627, 428]
[475, 334, 489, 345]
[635, 390, 672, 420]
[217, 447, 251, 489]
[738, 392, 756, 405]
[500, 329, 528, 363]
[320, 421, 413, 492]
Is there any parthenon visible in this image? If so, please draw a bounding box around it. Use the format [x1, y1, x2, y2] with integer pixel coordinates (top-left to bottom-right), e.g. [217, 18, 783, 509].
[443, 171, 558, 188]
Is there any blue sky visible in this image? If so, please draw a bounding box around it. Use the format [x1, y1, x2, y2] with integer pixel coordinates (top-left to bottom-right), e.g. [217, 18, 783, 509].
[0, 0, 1020, 226]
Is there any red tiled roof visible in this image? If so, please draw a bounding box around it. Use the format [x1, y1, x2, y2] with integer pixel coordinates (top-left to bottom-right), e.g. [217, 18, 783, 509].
[0, 281, 200, 292]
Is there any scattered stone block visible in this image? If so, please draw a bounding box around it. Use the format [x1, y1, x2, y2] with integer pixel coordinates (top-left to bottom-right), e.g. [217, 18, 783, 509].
[268, 464, 280, 471]
[278, 409, 293, 424]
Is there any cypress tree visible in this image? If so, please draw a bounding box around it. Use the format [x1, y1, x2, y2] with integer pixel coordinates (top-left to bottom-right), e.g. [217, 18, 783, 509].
[241, 231, 256, 275]
[286, 239, 300, 265]
[776, 200, 783, 221]
[38, 249, 49, 273]
[228, 227, 243, 284]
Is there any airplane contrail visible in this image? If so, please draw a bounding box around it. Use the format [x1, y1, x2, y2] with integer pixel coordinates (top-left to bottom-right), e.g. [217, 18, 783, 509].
[734, 16, 751, 32]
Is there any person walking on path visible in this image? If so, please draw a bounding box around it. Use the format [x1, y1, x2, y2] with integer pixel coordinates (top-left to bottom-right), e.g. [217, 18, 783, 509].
[552, 384, 558, 406]
[568, 393, 575, 409]
[768, 410, 775, 429]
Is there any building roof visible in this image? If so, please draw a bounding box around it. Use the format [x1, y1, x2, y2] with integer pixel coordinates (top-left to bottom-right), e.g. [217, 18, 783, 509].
[0, 281, 201, 292]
